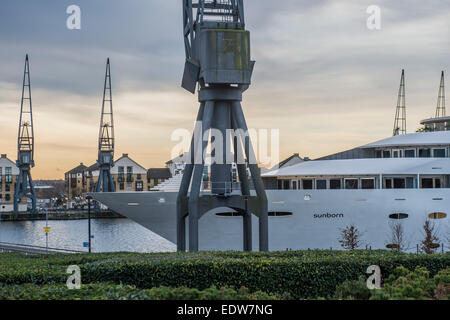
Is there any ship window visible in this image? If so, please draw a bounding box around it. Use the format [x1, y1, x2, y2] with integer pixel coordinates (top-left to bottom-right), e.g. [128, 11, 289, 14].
[316, 180, 327, 190]
[404, 149, 416, 158]
[277, 180, 282, 190]
[433, 148, 446, 158]
[384, 178, 392, 189]
[393, 178, 405, 189]
[268, 212, 293, 217]
[330, 179, 341, 189]
[389, 213, 408, 219]
[435, 178, 442, 188]
[383, 150, 391, 158]
[361, 178, 375, 189]
[419, 148, 431, 158]
[283, 180, 290, 190]
[406, 177, 415, 189]
[216, 212, 243, 217]
[292, 181, 297, 190]
[302, 179, 313, 190]
[376, 150, 382, 158]
[428, 212, 447, 219]
[345, 179, 358, 190]
[421, 178, 434, 189]
[392, 150, 401, 158]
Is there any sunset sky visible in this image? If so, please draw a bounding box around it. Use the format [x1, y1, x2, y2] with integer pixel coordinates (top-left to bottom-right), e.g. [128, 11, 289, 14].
[0, 0, 449, 179]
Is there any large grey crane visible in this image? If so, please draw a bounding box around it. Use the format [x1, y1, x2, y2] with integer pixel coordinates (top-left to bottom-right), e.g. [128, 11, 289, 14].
[178, 0, 268, 252]
[14, 54, 37, 213]
[95, 58, 116, 193]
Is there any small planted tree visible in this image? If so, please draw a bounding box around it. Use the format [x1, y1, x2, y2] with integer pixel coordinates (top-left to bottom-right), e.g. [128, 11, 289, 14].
[386, 222, 408, 252]
[421, 220, 440, 254]
[339, 224, 364, 250]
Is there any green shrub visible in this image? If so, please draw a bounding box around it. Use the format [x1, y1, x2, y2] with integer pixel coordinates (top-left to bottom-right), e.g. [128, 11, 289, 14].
[0, 283, 279, 300]
[371, 266, 450, 300]
[0, 251, 449, 299]
[334, 276, 371, 300]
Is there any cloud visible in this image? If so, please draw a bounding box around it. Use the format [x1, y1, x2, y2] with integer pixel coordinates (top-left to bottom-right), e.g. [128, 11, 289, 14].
[0, 0, 449, 178]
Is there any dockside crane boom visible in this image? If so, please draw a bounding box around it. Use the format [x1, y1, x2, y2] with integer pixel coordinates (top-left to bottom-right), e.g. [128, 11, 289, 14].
[14, 54, 37, 213]
[393, 69, 406, 136]
[435, 71, 446, 118]
[95, 58, 115, 193]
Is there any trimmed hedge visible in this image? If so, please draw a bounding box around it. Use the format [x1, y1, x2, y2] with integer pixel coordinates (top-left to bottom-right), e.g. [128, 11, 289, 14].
[0, 283, 280, 300]
[0, 251, 449, 299]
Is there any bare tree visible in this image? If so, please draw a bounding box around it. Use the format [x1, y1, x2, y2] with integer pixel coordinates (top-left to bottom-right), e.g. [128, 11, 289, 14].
[339, 224, 364, 250]
[386, 222, 408, 252]
[421, 219, 440, 254]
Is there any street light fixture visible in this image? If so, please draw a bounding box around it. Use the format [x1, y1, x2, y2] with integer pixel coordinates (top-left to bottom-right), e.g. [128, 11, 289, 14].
[86, 195, 93, 253]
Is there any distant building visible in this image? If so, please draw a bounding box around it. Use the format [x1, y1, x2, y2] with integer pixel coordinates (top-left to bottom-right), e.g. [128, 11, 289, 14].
[0, 154, 27, 212]
[65, 154, 149, 206]
[270, 153, 304, 171]
[147, 168, 172, 190]
[64, 162, 88, 200]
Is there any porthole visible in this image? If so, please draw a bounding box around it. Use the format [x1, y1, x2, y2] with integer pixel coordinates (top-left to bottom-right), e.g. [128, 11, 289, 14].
[268, 212, 293, 217]
[428, 212, 447, 219]
[216, 212, 243, 217]
[389, 213, 408, 219]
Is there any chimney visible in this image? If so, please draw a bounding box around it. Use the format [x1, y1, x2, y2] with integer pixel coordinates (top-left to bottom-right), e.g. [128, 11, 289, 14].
[1, 154, 6, 159]
[123, 153, 128, 157]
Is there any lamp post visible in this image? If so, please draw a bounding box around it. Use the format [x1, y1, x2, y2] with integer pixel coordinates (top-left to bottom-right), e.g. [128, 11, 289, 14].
[86, 195, 92, 253]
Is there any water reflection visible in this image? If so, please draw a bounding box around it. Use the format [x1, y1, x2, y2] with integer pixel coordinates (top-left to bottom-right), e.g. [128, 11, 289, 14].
[0, 218, 176, 253]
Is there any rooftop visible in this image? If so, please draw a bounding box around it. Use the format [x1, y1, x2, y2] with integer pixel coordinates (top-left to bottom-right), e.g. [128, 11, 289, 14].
[262, 158, 450, 177]
[361, 131, 450, 149]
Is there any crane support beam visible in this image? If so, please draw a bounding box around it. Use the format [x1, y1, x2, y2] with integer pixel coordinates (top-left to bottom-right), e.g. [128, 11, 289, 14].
[177, 0, 269, 252]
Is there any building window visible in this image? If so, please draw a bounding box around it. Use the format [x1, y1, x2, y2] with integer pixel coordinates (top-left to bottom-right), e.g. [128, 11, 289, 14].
[361, 178, 375, 189]
[419, 148, 431, 158]
[5, 194, 10, 201]
[127, 166, 133, 182]
[136, 181, 143, 191]
[127, 183, 132, 191]
[0, 167, 2, 183]
[433, 148, 446, 158]
[404, 149, 415, 158]
[5, 167, 12, 183]
[316, 180, 327, 190]
[382, 150, 391, 158]
[119, 183, 124, 190]
[137, 174, 142, 180]
[344, 179, 358, 190]
[302, 179, 313, 190]
[5, 184, 10, 192]
[118, 167, 125, 182]
[330, 179, 341, 189]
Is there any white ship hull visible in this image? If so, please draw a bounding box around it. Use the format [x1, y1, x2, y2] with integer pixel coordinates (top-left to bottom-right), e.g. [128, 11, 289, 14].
[93, 189, 450, 252]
